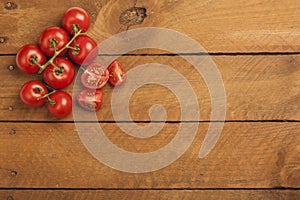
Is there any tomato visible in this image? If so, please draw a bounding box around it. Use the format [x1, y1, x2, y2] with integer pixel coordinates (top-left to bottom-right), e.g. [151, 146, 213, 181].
[47, 91, 72, 118]
[108, 59, 126, 86]
[62, 7, 90, 35]
[76, 89, 103, 111]
[68, 35, 98, 65]
[20, 80, 48, 107]
[16, 44, 46, 74]
[43, 57, 75, 89]
[81, 62, 109, 89]
[39, 26, 70, 57]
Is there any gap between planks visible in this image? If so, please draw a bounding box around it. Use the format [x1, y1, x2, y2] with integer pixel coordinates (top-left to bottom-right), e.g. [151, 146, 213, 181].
[0, 120, 300, 123]
[1, 52, 300, 57]
[0, 188, 299, 191]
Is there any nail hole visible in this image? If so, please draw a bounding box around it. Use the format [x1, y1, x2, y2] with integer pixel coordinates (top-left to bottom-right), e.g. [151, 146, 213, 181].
[4, 2, 17, 10]
[8, 106, 14, 111]
[7, 196, 13, 200]
[9, 129, 16, 135]
[8, 65, 15, 71]
[10, 170, 17, 177]
[0, 36, 8, 44]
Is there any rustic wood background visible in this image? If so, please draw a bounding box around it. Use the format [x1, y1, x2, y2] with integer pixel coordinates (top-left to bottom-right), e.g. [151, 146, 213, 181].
[0, 0, 299, 199]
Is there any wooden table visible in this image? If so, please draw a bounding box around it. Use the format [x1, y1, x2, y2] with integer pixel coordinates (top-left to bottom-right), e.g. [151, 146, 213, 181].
[0, 0, 299, 199]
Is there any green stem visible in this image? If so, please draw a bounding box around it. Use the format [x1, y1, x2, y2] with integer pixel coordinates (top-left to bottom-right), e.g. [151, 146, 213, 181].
[30, 56, 43, 68]
[37, 90, 56, 101]
[38, 29, 83, 74]
[66, 46, 78, 51]
[52, 40, 57, 55]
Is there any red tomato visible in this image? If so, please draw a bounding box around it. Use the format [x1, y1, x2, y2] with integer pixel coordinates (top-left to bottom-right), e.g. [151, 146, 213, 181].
[20, 80, 48, 107]
[39, 26, 70, 57]
[43, 57, 75, 89]
[68, 35, 98, 65]
[81, 62, 109, 89]
[62, 7, 90, 35]
[16, 44, 46, 74]
[47, 91, 72, 118]
[76, 89, 103, 111]
[108, 60, 126, 86]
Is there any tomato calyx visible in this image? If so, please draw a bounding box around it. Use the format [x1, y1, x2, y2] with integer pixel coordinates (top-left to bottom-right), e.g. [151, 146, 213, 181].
[69, 44, 80, 55]
[51, 63, 65, 75]
[49, 38, 58, 52]
[72, 24, 80, 34]
[29, 55, 41, 66]
[34, 87, 42, 93]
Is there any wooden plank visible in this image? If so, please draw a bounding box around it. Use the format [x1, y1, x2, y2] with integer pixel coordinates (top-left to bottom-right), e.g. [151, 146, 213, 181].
[0, 190, 299, 200]
[0, 55, 300, 121]
[0, 122, 299, 188]
[1, 0, 300, 54]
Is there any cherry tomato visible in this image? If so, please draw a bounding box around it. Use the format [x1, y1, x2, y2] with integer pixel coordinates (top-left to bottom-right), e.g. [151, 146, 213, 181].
[76, 89, 103, 111]
[81, 63, 109, 89]
[47, 91, 72, 118]
[39, 26, 70, 57]
[108, 59, 126, 86]
[68, 35, 98, 65]
[16, 44, 46, 74]
[43, 57, 75, 89]
[20, 80, 48, 107]
[62, 7, 90, 35]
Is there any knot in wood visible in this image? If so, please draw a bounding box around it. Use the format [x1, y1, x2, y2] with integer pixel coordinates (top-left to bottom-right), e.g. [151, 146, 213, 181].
[119, 7, 147, 27]
[4, 2, 17, 10]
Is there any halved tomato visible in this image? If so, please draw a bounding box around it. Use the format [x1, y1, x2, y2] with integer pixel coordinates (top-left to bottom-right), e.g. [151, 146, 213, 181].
[107, 59, 126, 86]
[81, 62, 109, 89]
[76, 89, 103, 111]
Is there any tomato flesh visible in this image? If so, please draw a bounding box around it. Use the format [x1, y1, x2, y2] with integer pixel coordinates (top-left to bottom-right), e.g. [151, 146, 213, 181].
[81, 63, 109, 89]
[108, 59, 126, 86]
[77, 89, 103, 111]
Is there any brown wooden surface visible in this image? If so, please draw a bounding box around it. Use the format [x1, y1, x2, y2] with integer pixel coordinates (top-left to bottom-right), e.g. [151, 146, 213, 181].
[1, 54, 300, 121]
[0, 190, 299, 200]
[1, 0, 300, 54]
[0, 0, 299, 199]
[0, 122, 299, 188]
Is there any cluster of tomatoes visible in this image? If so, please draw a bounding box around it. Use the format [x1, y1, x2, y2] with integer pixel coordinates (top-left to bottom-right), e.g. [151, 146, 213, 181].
[17, 7, 126, 118]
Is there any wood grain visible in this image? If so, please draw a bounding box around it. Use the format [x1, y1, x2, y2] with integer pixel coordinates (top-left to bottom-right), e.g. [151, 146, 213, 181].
[0, 122, 299, 188]
[1, 0, 300, 54]
[1, 55, 299, 121]
[0, 190, 299, 200]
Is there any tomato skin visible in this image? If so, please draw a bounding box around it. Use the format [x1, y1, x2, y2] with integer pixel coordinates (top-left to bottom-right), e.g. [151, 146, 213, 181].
[68, 35, 98, 65]
[43, 57, 75, 89]
[81, 63, 109, 89]
[39, 26, 70, 57]
[108, 59, 126, 86]
[20, 80, 48, 107]
[62, 7, 90, 35]
[47, 91, 72, 118]
[16, 44, 46, 74]
[76, 89, 103, 111]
